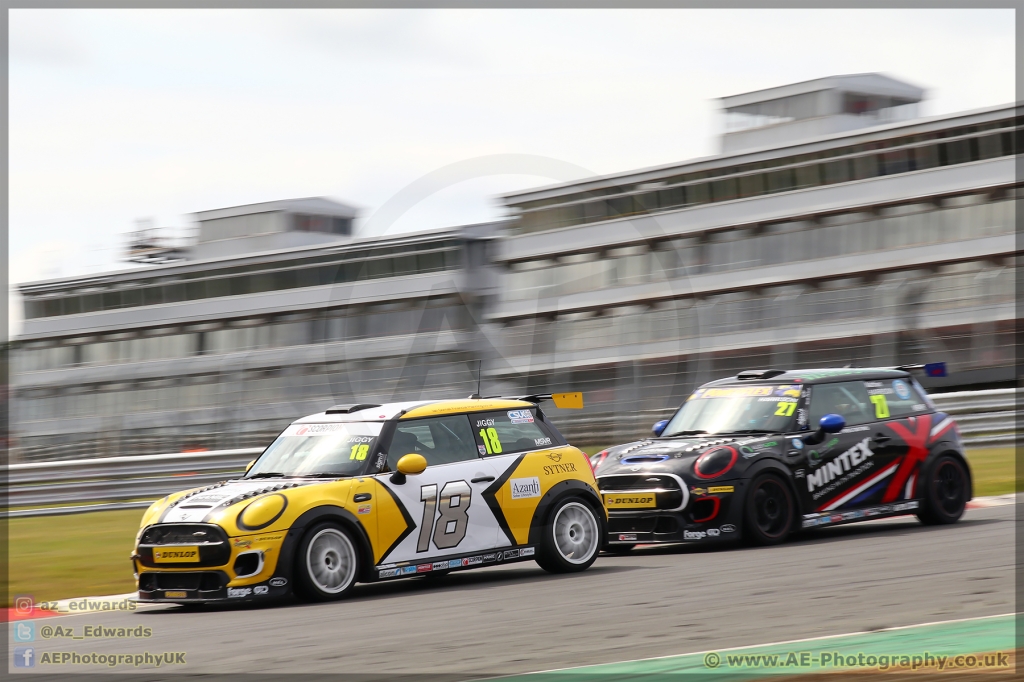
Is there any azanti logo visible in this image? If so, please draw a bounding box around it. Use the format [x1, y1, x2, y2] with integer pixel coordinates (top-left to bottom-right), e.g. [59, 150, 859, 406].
[510, 477, 541, 499]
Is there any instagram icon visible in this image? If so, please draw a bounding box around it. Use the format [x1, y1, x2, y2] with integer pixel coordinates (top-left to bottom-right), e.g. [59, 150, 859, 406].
[13, 596, 34, 615]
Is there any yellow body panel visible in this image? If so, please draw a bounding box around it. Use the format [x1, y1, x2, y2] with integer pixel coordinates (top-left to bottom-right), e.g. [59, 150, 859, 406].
[136, 479, 363, 587]
[225, 530, 288, 585]
[367, 484, 415, 563]
[496, 446, 599, 545]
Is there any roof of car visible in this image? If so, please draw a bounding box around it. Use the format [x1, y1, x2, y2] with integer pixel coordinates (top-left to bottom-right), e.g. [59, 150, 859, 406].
[293, 397, 536, 424]
[703, 367, 912, 387]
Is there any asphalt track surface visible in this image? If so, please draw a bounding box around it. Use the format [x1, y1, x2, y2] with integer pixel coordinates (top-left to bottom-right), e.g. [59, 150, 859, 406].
[16, 504, 1015, 680]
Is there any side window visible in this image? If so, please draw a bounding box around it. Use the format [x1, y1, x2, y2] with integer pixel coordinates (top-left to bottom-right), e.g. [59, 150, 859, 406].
[471, 409, 554, 456]
[807, 381, 875, 427]
[863, 378, 930, 419]
[387, 415, 479, 468]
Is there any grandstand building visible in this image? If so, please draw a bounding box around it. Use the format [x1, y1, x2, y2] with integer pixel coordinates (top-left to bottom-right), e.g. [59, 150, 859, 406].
[488, 74, 1018, 440]
[12, 198, 499, 461]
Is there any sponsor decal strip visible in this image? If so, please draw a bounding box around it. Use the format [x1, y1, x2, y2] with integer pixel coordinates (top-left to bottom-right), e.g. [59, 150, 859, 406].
[376, 548, 536, 578]
[803, 500, 919, 528]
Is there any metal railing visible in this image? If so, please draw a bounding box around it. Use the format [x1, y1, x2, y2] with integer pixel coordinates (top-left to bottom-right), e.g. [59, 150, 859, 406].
[4, 448, 262, 518]
[928, 387, 1018, 447]
[3, 388, 1017, 518]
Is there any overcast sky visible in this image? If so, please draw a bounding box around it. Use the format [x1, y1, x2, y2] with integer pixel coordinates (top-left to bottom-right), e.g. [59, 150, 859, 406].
[8, 8, 1016, 336]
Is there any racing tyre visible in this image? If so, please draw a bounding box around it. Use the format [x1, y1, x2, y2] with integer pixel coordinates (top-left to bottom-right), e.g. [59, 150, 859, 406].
[743, 473, 796, 546]
[916, 455, 969, 525]
[294, 523, 360, 601]
[536, 497, 602, 573]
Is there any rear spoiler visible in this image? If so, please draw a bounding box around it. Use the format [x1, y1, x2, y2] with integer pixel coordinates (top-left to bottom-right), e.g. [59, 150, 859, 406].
[325, 403, 382, 414]
[508, 392, 584, 409]
[894, 362, 947, 377]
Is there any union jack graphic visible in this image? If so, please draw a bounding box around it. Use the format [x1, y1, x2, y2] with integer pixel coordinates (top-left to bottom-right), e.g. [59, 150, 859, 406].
[817, 413, 957, 512]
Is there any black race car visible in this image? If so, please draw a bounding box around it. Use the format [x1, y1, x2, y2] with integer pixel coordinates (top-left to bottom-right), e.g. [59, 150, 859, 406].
[593, 367, 971, 550]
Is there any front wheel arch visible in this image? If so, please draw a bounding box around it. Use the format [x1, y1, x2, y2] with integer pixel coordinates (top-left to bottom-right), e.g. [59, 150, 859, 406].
[278, 506, 376, 585]
[294, 521, 362, 601]
[740, 458, 804, 521]
[742, 471, 799, 546]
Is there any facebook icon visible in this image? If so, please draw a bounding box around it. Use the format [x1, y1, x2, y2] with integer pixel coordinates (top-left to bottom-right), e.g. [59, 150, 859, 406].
[14, 647, 35, 668]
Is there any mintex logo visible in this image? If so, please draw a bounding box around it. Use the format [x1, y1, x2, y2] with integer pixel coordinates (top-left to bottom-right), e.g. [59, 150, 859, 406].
[510, 477, 541, 499]
[806, 437, 873, 492]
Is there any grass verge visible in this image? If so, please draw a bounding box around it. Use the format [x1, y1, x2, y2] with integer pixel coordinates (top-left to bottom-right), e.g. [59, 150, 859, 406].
[966, 447, 1016, 497]
[9, 508, 143, 605]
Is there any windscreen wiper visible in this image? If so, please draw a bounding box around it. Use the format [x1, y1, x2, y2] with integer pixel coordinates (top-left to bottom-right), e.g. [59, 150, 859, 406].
[722, 429, 776, 435]
[246, 472, 287, 479]
[298, 472, 348, 478]
[662, 430, 708, 437]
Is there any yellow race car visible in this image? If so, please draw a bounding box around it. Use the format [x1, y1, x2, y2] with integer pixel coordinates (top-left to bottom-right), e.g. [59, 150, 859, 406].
[132, 394, 604, 603]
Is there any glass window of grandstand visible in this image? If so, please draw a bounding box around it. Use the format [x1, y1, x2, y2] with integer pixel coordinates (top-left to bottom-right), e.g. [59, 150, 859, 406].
[325, 298, 467, 342]
[471, 409, 553, 456]
[387, 415, 479, 468]
[511, 116, 1016, 235]
[21, 240, 464, 320]
[503, 190, 1013, 302]
[292, 213, 352, 235]
[807, 381, 875, 427]
[842, 93, 919, 123]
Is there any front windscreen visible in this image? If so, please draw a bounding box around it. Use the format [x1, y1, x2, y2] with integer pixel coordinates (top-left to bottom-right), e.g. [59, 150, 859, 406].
[661, 385, 802, 437]
[246, 422, 384, 478]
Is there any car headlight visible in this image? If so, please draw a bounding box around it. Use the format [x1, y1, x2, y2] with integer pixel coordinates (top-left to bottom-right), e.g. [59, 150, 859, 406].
[694, 446, 738, 479]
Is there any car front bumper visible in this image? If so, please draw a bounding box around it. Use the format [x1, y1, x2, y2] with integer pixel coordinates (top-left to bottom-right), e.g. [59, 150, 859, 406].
[136, 569, 292, 603]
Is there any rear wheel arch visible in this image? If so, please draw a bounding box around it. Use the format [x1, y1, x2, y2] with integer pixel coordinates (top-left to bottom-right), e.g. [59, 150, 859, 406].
[918, 449, 973, 501]
[916, 452, 971, 525]
[535, 495, 603, 573]
[527, 481, 606, 548]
